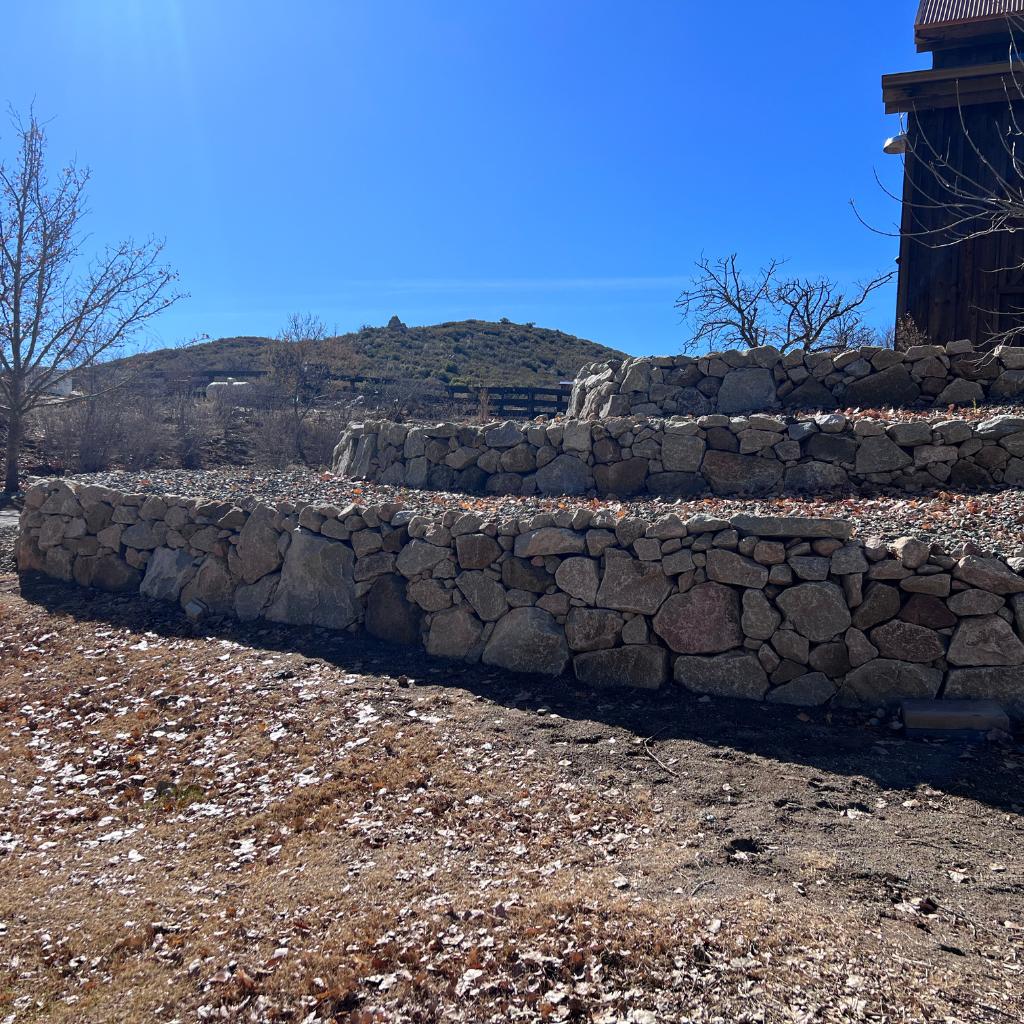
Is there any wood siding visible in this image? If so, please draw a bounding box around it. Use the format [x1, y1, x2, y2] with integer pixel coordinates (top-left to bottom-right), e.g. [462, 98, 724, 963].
[897, 100, 1024, 342]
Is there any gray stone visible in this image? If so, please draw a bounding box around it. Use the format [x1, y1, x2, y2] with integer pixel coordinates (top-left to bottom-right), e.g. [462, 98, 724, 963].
[772, 629, 810, 664]
[120, 521, 165, 551]
[455, 533, 501, 570]
[805, 433, 858, 463]
[653, 583, 743, 654]
[266, 529, 358, 629]
[483, 608, 570, 676]
[781, 377, 838, 410]
[426, 607, 484, 662]
[234, 572, 279, 622]
[484, 421, 525, 448]
[179, 556, 235, 616]
[784, 462, 850, 494]
[662, 433, 706, 472]
[555, 557, 600, 604]
[573, 646, 668, 691]
[742, 589, 781, 640]
[456, 571, 510, 622]
[535, 454, 591, 496]
[233, 505, 282, 584]
[845, 627, 878, 668]
[855, 435, 913, 474]
[514, 528, 586, 558]
[565, 607, 623, 651]
[870, 621, 945, 663]
[706, 549, 769, 588]
[947, 589, 1005, 616]
[730, 514, 852, 540]
[899, 593, 957, 629]
[843, 365, 921, 408]
[831, 545, 868, 575]
[945, 668, 1024, 720]
[140, 546, 198, 603]
[768, 673, 837, 706]
[646, 472, 707, 498]
[840, 660, 943, 707]
[701, 452, 783, 496]
[851, 583, 901, 631]
[366, 574, 422, 645]
[948, 616, 1024, 667]
[72, 553, 143, 594]
[808, 641, 852, 678]
[716, 368, 780, 414]
[977, 415, 1024, 439]
[776, 582, 851, 642]
[953, 555, 1024, 595]
[788, 556, 830, 581]
[596, 555, 672, 614]
[594, 459, 649, 496]
[396, 539, 451, 577]
[674, 652, 770, 700]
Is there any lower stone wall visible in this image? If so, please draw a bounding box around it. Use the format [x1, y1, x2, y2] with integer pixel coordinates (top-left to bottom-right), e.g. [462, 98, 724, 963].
[333, 412, 1024, 497]
[17, 480, 1024, 717]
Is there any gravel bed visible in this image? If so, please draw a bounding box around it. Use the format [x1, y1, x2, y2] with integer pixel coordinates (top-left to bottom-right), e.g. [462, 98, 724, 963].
[0, 524, 17, 575]
[57, 467, 1024, 558]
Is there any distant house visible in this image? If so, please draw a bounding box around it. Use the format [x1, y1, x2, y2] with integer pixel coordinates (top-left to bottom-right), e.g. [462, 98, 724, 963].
[883, 0, 1024, 344]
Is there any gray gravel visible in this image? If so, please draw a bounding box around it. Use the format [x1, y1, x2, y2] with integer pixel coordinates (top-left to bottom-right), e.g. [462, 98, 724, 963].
[55, 468, 1024, 559]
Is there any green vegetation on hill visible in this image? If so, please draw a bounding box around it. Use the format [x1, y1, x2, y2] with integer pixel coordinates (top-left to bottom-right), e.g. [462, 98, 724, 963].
[111, 318, 626, 387]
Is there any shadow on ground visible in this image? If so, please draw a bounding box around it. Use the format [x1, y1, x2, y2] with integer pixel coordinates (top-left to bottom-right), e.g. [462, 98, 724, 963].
[14, 573, 1024, 816]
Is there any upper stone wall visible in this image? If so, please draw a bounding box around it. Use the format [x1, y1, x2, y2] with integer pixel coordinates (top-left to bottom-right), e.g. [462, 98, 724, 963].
[569, 342, 1024, 419]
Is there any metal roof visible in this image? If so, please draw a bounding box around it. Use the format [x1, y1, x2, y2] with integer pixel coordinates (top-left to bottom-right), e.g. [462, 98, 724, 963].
[917, 0, 1024, 28]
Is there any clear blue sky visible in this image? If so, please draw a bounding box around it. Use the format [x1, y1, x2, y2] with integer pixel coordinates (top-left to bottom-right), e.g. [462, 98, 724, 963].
[0, 0, 928, 357]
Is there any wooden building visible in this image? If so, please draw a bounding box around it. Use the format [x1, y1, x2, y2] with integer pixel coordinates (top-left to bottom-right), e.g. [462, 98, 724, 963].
[883, 0, 1024, 345]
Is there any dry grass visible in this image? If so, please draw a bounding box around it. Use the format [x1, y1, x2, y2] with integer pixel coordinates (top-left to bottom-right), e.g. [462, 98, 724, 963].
[1, 579, 1022, 1022]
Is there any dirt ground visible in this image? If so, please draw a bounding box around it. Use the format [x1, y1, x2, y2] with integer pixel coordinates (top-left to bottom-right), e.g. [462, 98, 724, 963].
[1, 570, 1022, 1023]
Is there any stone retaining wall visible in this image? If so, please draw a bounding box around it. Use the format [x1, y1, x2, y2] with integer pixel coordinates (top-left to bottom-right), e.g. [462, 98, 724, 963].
[333, 413, 1024, 498]
[18, 480, 1024, 718]
[568, 342, 1024, 420]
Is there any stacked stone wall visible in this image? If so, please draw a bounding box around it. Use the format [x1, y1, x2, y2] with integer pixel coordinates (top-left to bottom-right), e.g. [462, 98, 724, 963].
[333, 412, 1024, 498]
[568, 342, 1024, 420]
[18, 480, 1024, 717]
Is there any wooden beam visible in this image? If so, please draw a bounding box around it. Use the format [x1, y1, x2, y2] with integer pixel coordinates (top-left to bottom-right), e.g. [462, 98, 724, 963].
[883, 61, 1024, 113]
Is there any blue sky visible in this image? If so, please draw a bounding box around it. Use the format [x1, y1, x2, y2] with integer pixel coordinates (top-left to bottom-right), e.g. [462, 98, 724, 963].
[0, 0, 928, 357]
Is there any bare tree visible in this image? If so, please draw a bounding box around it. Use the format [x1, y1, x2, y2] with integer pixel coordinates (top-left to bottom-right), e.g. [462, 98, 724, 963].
[268, 313, 349, 463]
[0, 110, 183, 493]
[675, 255, 893, 355]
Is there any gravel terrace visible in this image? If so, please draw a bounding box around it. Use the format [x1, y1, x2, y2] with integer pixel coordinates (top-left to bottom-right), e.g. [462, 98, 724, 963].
[59, 468, 1024, 559]
[1, 573, 1022, 1022]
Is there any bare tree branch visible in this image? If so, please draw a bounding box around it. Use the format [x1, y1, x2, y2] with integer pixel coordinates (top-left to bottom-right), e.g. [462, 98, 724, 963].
[0, 109, 184, 492]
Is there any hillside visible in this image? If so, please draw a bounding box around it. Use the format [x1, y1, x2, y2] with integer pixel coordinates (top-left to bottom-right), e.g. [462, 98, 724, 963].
[109, 318, 626, 387]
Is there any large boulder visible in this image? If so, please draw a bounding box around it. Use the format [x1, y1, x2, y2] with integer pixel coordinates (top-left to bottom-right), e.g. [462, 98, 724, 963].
[535, 454, 591, 496]
[781, 378, 838, 410]
[565, 608, 623, 651]
[945, 667, 1024, 719]
[947, 615, 1024, 667]
[456, 571, 509, 622]
[594, 459, 649, 497]
[776, 582, 851, 642]
[73, 553, 143, 594]
[716, 368, 780, 415]
[482, 608, 570, 676]
[701, 452, 784, 496]
[674, 652, 769, 700]
[232, 505, 283, 584]
[396, 539, 450, 577]
[840, 659, 942, 707]
[869, 620, 945, 663]
[855, 436, 913, 474]
[234, 573, 280, 622]
[514, 528, 585, 558]
[843, 365, 920, 408]
[653, 582, 742, 654]
[767, 672, 837, 706]
[365, 574, 422, 645]
[179, 556, 235, 616]
[140, 546, 199, 602]
[266, 529, 359, 629]
[596, 555, 672, 615]
[706, 549, 769, 589]
[662, 433, 706, 473]
[573, 646, 668, 690]
[426, 607, 484, 662]
[784, 462, 850, 494]
[555, 557, 600, 604]
[953, 555, 1024, 595]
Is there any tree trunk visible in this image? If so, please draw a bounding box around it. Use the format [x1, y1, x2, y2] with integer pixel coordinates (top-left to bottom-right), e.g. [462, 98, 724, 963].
[3, 410, 21, 494]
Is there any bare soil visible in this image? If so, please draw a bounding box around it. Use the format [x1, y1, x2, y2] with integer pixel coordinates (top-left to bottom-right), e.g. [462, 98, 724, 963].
[1, 572, 1022, 1023]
